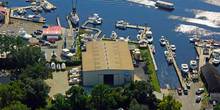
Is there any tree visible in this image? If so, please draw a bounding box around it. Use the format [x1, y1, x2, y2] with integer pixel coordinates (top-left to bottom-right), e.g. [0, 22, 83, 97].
[0, 81, 25, 109]
[20, 78, 50, 109]
[214, 101, 220, 110]
[65, 86, 89, 110]
[129, 98, 149, 110]
[2, 101, 29, 110]
[20, 62, 53, 80]
[47, 93, 70, 110]
[124, 81, 158, 109]
[157, 94, 182, 110]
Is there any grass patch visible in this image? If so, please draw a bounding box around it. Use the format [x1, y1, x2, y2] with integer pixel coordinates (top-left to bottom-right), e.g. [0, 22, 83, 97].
[202, 96, 210, 108]
[139, 47, 161, 93]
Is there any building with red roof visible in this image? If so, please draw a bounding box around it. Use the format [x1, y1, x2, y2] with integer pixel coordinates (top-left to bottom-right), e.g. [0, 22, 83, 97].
[0, 6, 7, 21]
[43, 26, 62, 41]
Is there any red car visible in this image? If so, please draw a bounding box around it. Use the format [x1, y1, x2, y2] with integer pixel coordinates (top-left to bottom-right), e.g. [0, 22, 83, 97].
[49, 39, 56, 43]
[177, 88, 182, 95]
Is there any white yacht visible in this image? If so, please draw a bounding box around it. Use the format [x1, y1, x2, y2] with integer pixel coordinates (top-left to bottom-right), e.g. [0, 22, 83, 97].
[17, 23, 32, 40]
[88, 13, 103, 25]
[159, 36, 166, 45]
[189, 37, 199, 43]
[164, 51, 170, 58]
[27, 14, 35, 19]
[181, 64, 189, 73]
[146, 31, 153, 43]
[190, 60, 197, 70]
[17, 8, 26, 14]
[61, 49, 74, 58]
[70, 0, 79, 25]
[136, 30, 143, 41]
[42, 2, 52, 10]
[166, 57, 173, 64]
[110, 31, 117, 39]
[115, 20, 129, 29]
[213, 55, 220, 65]
[170, 45, 176, 51]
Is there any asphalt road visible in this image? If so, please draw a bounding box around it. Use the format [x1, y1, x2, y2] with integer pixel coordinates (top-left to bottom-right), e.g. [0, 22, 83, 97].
[134, 61, 149, 81]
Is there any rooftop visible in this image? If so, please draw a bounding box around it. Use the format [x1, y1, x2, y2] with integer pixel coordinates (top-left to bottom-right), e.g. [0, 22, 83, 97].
[43, 26, 61, 35]
[82, 41, 134, 71]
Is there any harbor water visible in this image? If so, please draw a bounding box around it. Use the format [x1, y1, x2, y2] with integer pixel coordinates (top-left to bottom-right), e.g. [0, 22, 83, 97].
[4, 0, 220, 88]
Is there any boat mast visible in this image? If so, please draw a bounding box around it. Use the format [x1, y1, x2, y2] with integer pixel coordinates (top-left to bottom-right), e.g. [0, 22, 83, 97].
[72, 0, 76, 14]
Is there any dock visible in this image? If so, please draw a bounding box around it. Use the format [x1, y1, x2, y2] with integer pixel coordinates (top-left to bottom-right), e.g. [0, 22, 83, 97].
[10, 6, 45, 23]
[81, 20, 102, 39]
[165, 39, 185, 88]
[44, 0, 56, 9]
[148, 44, 158, 71]
[5, 8, 10, 24]
[56, 16, 61, 27]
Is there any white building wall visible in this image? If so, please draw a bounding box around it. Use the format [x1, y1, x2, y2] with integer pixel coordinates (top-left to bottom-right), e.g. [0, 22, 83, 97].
[83, 69, 134, 86]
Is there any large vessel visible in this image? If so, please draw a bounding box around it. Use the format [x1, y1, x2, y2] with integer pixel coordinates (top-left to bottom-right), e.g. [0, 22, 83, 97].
[70, 0, 79, 26]
[155, 1, 175, 10]
[17, 23, 32, 40]
[115, 20, 129, 29]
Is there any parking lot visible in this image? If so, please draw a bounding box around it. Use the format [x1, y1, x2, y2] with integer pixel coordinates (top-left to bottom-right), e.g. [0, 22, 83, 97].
[45, 71, 71, 97]
[169, 82, 204, 110]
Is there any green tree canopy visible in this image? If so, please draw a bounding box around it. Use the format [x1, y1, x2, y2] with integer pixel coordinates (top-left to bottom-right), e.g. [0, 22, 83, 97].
[20, 62, 53, 80]
[47, 93, 70, 110]
[124, 81, 158, 109]
[129, 98, 149, 110]
[214, 101, 220, 110]
[157, 94, 182, 110]
[0, 81, 25, 109]
[2, 101, 29, 110]
[20, 78, 50, 109]
[65, 86, 89, 110]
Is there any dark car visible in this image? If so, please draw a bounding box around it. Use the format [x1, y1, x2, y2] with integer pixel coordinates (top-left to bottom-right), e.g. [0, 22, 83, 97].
[196, 88, 204, 95]
[196, 96, 201, 103]
[177, 88, 182, 95]
[31, 33, 36, 38]
[183, 87, 188, 95]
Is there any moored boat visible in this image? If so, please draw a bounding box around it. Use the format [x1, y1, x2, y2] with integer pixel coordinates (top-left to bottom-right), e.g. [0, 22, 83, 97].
[155, 0, 174, 10]
[159, 36, 166, 46]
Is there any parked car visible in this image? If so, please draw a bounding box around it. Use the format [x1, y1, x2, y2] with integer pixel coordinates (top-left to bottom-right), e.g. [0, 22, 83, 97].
[177, 88, 182, 95]
[183, 87, 188, 95]
[31, 33, 36, 38]
[186, 82, 190, 89]
[196, 88, 204, 95]
[196, 96, 201, 103]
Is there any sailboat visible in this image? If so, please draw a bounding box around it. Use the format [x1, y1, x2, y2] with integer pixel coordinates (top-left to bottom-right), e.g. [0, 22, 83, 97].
[70, 0, 79, 26]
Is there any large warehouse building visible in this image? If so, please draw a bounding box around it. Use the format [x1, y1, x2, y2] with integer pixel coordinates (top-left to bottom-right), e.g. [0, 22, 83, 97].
[82, 41, 134, 86]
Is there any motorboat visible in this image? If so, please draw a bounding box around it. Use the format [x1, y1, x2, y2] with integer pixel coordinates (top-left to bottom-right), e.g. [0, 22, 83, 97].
[56, 63, 61, 70]
[150, 44, 156, 54]
[17, 8, 26, 14]
[88, 13, 103, 25]
[212, 49, 220, 57]
[31, 13, 45, 22]
[17, 23, 32, 40]
[181, 64, 189, 73]
[61, 63, 66, 70]
[42, 2, 52, 10]
[136, 30, 143, 41]
[155, 1, 174, 10]
[51, 62, 56, 70]
[192, 69, 197, 74]
[164, 51, 170, 58]
[213, 55, 220, 65]
[27, 14, 35, 19]
[170, 45, 176, 51]
[36, 6, 43, 12]
[190, 60, 197, 70]
[166, 57, 173, 64]
[189, 37, 199, 43]
[61, 49, 74, 58]
[115, 20, 129, 29]
[30, 6, 37, 12]
[159, 36, 166, 46]
[146, 31, 153, 43]
[110, 31, 117, 39]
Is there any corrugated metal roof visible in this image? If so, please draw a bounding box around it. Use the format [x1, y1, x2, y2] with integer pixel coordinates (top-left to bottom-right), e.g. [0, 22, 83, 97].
[82, 41, 134, 71]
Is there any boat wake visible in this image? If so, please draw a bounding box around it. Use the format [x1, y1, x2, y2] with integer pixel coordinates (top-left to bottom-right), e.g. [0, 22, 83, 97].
[92, 0, 155, 7]
[175, 24, 220, 37]
[127, 0, 156, 7]
[168, 9, 220, 28]
[202, 0, 220, 7]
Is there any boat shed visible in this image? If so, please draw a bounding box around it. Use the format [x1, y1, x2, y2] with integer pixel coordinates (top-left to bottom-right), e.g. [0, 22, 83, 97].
[43, 26, 62, 40]
[82, 41, 134, 86]
[201, 64, 220, 101]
